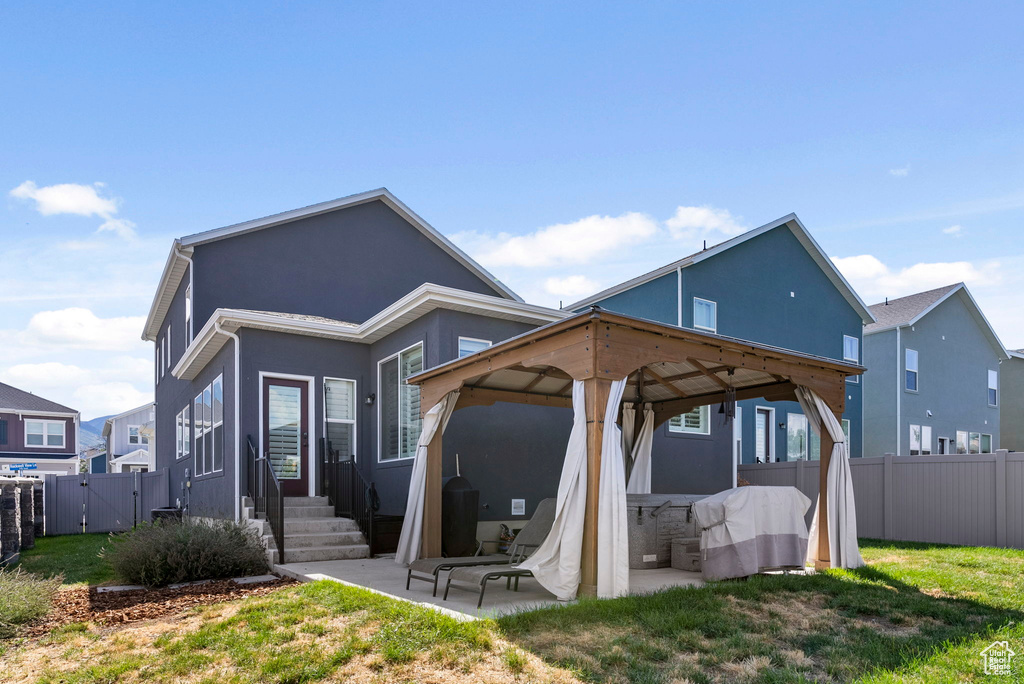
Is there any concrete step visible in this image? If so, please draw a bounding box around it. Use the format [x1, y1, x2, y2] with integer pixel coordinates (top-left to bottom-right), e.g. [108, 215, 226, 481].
[284, 505, 337, 518]
[283, 496, 331, 507]
[251, 516, 361, 536]
[268, 543, 369, 565]
[264, 531, 364, 548]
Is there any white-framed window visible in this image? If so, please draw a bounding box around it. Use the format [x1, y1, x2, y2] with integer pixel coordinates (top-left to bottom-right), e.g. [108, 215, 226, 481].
[379, 343, 424, 462]
[185, 284, 193, 346]
[787, 413, 808, 460]
[921, 425, 932, 455]
[969, 432, 981, 454]
[458, 337, 491, 359]
[668, 405, 710, 435]
[844, 335, 859, 383]
[956, 430, 968, 454]
[128, 424, 149, 445]
[988, 369, 998, 406]
[909, 424, 922, 456]
[324, 378, 357, 461]
[693, 298, 717, 333]
[156, 343, 162, 385]
[193, 374, 224, 475]
[809, 418, 852, 460]
[175, 406, 191, 460]
[981, 434, 992, 453]
[25, 419, 65, 448]
[905, 348, 918, 392]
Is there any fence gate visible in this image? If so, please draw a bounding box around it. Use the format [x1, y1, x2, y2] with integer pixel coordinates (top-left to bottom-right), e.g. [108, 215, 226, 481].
[44, 468, 170, 535]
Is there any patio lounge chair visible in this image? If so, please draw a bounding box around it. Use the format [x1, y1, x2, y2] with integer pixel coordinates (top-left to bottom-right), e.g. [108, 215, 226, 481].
[443, 563, 537, 608]
[405, 498, 555, 596]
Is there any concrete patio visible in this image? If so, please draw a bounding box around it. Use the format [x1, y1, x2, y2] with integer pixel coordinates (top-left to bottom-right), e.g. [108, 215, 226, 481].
[276, 556, 704, 619]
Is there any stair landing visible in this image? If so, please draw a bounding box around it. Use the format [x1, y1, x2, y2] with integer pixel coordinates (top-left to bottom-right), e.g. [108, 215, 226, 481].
[243, 496, 370, 565]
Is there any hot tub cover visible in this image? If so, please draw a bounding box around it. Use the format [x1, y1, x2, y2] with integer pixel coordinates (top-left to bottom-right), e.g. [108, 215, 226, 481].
[692, 486, 811, 581]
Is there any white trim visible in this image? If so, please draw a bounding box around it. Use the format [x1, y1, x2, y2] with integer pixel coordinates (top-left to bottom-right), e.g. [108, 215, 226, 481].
[127, 424, 148, 446]
[0, 409, 78, 419]
[667, 404, 711, 435]
[144, 189, 521, 340]
[258, 371, 316, 497]
[377, 342, 424, 464]
[676, 266, 683, 327]
[1008, 350, 1024, 360]
[323, 377, 358, 463]
[24, 418, 66, 449]
[173, 283, 564, 381]
[564, 213, 876, 324]
[457, 336, 492, 358]
[755, 406, 776, 463]
[692, 297, 717, 333]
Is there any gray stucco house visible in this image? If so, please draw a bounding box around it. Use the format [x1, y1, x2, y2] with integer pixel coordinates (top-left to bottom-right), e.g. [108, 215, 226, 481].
[144, 188, 573, 560]
[102, 403, 155, 473]
[999, 349, 1024, 452]
[862, 283, 1007, 457]
[565, 214, 875, 492]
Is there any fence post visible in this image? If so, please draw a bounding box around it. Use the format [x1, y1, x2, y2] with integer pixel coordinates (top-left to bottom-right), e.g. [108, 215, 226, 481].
[996, 449, 1008, 548]
[883, 453, 894, 540]
[795, 459, 805, 493]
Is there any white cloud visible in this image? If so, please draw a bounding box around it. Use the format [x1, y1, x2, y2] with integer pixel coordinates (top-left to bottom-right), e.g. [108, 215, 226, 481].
[543, 275, 601, 299]
[22, 307, 148, 352]
[831, 254, 999, 302]
[943, 224, 963, 236]
[9, 180, 137, 239]
[1, 361, 153, 420]
[665, 206, 746, 242]
[889, 166, 910, 177]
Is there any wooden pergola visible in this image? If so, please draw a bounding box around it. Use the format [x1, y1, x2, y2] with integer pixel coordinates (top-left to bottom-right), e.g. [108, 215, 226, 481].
[409, 308, 864, 595]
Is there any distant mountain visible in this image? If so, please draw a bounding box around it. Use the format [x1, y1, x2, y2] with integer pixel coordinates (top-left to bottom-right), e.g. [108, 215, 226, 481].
[79, 415, 112, 448]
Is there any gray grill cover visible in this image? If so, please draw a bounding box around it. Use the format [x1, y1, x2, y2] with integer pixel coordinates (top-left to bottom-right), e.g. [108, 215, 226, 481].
[692, 486, 811, 581]
[625, 494, 707, 569]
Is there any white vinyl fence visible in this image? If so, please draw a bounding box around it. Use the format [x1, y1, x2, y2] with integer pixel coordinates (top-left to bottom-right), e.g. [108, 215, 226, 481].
[738, 450, 1024, 549]
[43, 469, 170, 535]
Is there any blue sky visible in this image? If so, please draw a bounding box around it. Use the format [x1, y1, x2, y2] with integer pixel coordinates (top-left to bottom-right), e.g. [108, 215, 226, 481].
[2, 2, 1023, 419]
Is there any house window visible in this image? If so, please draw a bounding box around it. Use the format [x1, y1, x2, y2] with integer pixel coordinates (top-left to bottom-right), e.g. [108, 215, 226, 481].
[668, 405, 710, 435]
[844, 335, 859, 383]
[156, 344, 162, 385]
[212, 375, 223, 473]
[787, 413, 808, 461]
[905, 349, 918, 391]
[194, 393, 204, 471]
[458, 337, 491, 359]
[379, 343, 423, 461]
[693, 298, 717, 333]
[969, 432, 981, 454]
[909, 424, 922, 456]
[0, 419, 7, 446]
[809, 418, 852, 461]
[921, 425, 932, 455]
[176, 406, 191, 460]
[128, 425, 149, 445]
[956, 431, 968, 454]
[185, 285, 192, 346]
[324, 378, 357, 460]
[981, 434, 992, 453]
[175, 413, 183, 459]
[988, 370, 998, 406]
[25, 420, 65, 448]
[193, 374, 223, 475]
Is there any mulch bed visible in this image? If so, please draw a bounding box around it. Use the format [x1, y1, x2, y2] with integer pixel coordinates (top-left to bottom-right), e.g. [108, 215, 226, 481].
[24, 577, 297, 637]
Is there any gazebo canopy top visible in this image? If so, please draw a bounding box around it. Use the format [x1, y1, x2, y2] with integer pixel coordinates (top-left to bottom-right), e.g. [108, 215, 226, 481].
[410, 308, 864, 423]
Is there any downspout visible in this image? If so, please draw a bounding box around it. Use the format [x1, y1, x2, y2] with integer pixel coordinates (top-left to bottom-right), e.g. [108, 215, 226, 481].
[215, 321, 242, 522]
[895, 326, 902, 457]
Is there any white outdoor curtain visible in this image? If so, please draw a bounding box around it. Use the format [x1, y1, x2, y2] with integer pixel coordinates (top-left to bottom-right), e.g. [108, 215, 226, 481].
[394, 390, 460, 566]
[597, 378, 630, 598]
[621, 404, 636, 473]
[625, 404, 654, 494]
[795, 386, 865, 570]
[517, 381, 588, 600]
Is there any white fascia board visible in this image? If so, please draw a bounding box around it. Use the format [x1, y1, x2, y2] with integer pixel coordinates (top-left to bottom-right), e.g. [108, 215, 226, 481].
[1, 409, 80, 419]
[142, 241, 192, 341]
[1008, 350, 1024, 360]
[172, 284, 565, 381]
[106, 402, 156, 424]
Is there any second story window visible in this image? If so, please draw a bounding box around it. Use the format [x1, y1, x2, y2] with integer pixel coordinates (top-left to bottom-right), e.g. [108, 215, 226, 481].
[185, 285, 193, 346]
[693, 298, 717, 333]
[458, 337, 491, 358]
[26, 420, 65, 448]
[905, 348, 919, 392]
[128, 425, 149, 446]
[988, 369, 998, 406]
[844, 335, 859, 383]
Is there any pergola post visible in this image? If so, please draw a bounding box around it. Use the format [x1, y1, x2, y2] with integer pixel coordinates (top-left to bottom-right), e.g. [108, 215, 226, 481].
[580, 376, 611, 597]
[814, 409, 839, 569]
[422, 431, 443, 559]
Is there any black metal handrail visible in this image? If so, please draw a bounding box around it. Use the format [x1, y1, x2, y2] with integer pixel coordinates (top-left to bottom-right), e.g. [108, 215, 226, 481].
[319, 438, 378, 555]
[247, 435, 285, 564]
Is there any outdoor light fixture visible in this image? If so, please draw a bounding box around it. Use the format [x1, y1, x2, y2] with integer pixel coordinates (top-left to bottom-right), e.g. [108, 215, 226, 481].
[365, 393, 376, 405]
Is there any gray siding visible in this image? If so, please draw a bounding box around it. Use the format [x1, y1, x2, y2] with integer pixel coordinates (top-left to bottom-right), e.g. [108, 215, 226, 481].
[862, 328, 897, 459]
[1000, 356, 1024, 451]
[863, 292, 1001, 456]
[105, 405, 154, 459]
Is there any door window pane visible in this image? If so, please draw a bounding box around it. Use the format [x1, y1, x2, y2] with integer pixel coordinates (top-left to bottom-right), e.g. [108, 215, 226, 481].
[981, 434, 992, 453]
[909, 424, 921, 456]
[969, 432, 981, 454]
[921, 426, 932, 455]
[956, 431, 968, 454]
[693, 298, 717, 332]
[268, 384, 301, 479]
[755, 410, 769, 462]
[787, 413, 808, 461]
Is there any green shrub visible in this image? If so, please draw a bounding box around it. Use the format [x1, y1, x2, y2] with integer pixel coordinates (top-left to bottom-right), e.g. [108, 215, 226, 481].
[106, 519, 268, 588]
[0, 567, 61, 638]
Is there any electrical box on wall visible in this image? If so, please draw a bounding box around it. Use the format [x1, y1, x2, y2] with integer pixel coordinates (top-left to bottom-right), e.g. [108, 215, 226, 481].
[511, 498, 525, 516]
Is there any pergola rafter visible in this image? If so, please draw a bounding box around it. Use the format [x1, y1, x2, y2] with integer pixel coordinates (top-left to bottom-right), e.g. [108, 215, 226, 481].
[409, 308, 864, 594]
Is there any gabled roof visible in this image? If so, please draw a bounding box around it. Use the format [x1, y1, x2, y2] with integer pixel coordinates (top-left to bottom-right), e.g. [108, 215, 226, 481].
[0, 381, 77, 415]
[142, 188, 521, 341]
[102, 402, 155, 438]
[864, 283, 1008, 360]
[1008, 349, 1024, 360]
[564, 213, 875, 324]
[173, 283, 567, 381]
[111, 448, 150, 464]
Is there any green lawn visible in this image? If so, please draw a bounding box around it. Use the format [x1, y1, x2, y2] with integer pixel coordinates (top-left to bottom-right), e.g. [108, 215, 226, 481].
[16, 534, 115, 586]
[3, 539, 1023, 683]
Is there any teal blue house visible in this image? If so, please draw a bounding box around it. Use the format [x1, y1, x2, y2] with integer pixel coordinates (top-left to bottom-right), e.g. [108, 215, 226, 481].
[566, 214, 874, 491]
